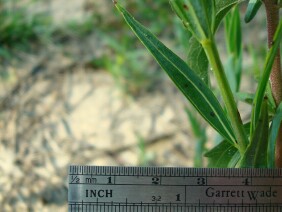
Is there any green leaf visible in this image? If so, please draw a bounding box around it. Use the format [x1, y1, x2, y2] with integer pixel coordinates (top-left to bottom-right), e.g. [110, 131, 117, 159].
[240, 98, 269, 168]
[173, 17, 192, 49]
[266, 83, 276, 113]
[224, 7, 242, 92]
[170, 0, 215, 41]
[235, 92, 254, 104]
[173, 22, 209, 84]
[228, 151, 241, 167]
[115, 3, 236, 144]
[187, 36, 209, 85]
[214, 0, 244, 31]
[250, 20, 282, 136]
[235, 91, 275, 115]
[243, 122, 251, 134]
[170, 0, 244, 34]
[170, 0, 243, 87]
[225, 7, 242, 57]
[225, 55, 242, 93]
[205, 140, 238, 167]
[205, 121, 251, 168]
[268, 103, 282, 168]
[174, 17, 209, 86]
[244, 0, 262, 23]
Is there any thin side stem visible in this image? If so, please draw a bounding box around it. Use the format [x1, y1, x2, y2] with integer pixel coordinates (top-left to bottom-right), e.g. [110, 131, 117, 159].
[263, 0, 282, 167]
[202, 39, 248, 155]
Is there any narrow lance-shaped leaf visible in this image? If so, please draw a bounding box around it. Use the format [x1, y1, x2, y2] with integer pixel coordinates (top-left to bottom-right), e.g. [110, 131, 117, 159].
[268, 103, 282, 168]
[187, 36, 209, 85]
[173, 22, 209, 85]
[205, 140, 238, 167]
[114, 3, 236, 144]
[244, 0, 262, 23]
[224, 7, 242, 92]
[170, 0, 245, 38]
[250, 20, 282, 136]
[170, 0, 243, 88]
[205, 122, 250, 168]
[170, 0, 215, 42]
[225, 7, 241, 57]
[248, 45, 276, 111]
[214, 0, 244, 31]
[240, 98, 269, 168]
[170, 2, 210, 85]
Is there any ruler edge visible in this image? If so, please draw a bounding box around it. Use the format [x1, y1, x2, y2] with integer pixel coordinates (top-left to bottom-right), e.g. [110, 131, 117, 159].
[68, 165, 282, 177]
[68, 166, 282, 210]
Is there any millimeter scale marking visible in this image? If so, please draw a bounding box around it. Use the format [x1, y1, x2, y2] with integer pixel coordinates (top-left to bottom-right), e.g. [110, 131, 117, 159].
[68, 166, 282, 212]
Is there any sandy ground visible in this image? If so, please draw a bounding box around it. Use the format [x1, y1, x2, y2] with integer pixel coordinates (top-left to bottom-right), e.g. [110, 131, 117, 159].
[0, 51, 198, 211]
[0, 3, 197, 207]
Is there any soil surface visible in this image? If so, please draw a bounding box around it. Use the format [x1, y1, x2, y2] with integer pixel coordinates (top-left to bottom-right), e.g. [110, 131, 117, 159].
[0, 1, 197, 210]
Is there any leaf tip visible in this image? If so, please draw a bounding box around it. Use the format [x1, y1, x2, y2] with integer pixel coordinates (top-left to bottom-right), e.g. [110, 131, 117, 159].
[244, 15, 251, 24]
[112, 0, 117, 5]
[244, 1, 262, 23]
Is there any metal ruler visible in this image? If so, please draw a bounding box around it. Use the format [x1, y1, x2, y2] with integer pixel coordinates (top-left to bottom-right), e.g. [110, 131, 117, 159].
[68, 166, 282, 212]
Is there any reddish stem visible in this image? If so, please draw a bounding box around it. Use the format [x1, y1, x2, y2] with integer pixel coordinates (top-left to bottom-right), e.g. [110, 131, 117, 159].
[264, 0, 282, 104]
[276, 127, 282, 167]
[263, 0, 282, 167]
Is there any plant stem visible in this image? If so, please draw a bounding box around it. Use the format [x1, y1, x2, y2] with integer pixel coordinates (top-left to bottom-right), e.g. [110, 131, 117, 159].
[263, 0, 282, 167]
[264, 0, 282, 105]
[276, 128, 282, 167]
[202, 39, 248, 155]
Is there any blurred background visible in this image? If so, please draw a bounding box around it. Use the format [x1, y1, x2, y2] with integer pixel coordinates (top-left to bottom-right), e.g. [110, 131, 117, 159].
[0, 0, 267, 211]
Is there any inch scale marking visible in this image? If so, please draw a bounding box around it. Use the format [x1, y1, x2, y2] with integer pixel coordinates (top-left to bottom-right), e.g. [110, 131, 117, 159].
[68, 166, 282, 212]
